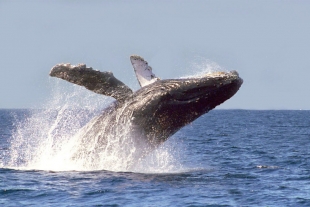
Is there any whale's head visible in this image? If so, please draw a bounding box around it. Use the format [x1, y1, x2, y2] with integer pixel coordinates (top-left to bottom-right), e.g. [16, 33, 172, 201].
[129, 70, 243, 144]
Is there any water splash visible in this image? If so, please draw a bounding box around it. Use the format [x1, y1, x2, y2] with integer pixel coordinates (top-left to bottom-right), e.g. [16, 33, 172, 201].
[6, 80, 107, 170]
[4, 79, 184, 173]
[180, 57, 228, 79]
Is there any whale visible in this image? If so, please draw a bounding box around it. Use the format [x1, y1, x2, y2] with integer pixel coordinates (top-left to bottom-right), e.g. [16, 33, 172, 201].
[49, 55, 243, 168]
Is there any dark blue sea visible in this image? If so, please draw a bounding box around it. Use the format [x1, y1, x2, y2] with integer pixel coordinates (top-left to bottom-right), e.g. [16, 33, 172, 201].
[0, 109, 309, 206]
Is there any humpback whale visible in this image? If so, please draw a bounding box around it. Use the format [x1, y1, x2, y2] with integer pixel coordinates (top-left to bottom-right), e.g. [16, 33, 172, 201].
[50, 55, 243, 168]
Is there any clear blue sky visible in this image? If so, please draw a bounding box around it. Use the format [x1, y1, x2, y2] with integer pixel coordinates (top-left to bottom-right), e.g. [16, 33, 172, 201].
[1, 0, 309, 109]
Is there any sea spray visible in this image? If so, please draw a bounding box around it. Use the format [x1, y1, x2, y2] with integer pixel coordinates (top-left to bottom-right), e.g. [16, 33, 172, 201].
[180, 57, 228, 79]
[6, 80, 109, 171]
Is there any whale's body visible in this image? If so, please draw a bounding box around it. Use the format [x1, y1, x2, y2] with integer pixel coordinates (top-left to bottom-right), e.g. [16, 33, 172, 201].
[50, 55, 243, 168]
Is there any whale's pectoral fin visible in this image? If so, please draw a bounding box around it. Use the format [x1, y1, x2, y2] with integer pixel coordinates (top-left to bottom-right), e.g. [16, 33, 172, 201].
[50, 63, 133, 101]
[130, 55, 160, 87]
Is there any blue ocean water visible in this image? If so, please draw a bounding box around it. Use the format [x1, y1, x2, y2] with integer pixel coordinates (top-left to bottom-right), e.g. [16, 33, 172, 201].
[0, 109, 309, 206]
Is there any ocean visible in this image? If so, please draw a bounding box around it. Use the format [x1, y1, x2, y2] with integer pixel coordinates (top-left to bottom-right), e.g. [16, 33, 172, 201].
[0, 109, 309, 206]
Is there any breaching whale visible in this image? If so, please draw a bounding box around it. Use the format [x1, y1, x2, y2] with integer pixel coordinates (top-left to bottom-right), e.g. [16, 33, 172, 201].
[50, 55, 243, 168]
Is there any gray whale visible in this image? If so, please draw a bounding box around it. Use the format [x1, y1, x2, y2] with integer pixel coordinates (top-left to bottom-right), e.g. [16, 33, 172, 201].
[50, 56, 243, 168]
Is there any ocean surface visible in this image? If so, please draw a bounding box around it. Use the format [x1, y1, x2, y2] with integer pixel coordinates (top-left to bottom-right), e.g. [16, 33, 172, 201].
[0, 109, 309, 206]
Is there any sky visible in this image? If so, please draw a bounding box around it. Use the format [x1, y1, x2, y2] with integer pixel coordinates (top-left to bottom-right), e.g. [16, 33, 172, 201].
[0, 0, 309, 110]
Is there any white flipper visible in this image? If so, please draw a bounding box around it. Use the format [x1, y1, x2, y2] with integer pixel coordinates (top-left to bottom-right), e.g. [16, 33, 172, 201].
[130, 55, 160, 87]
